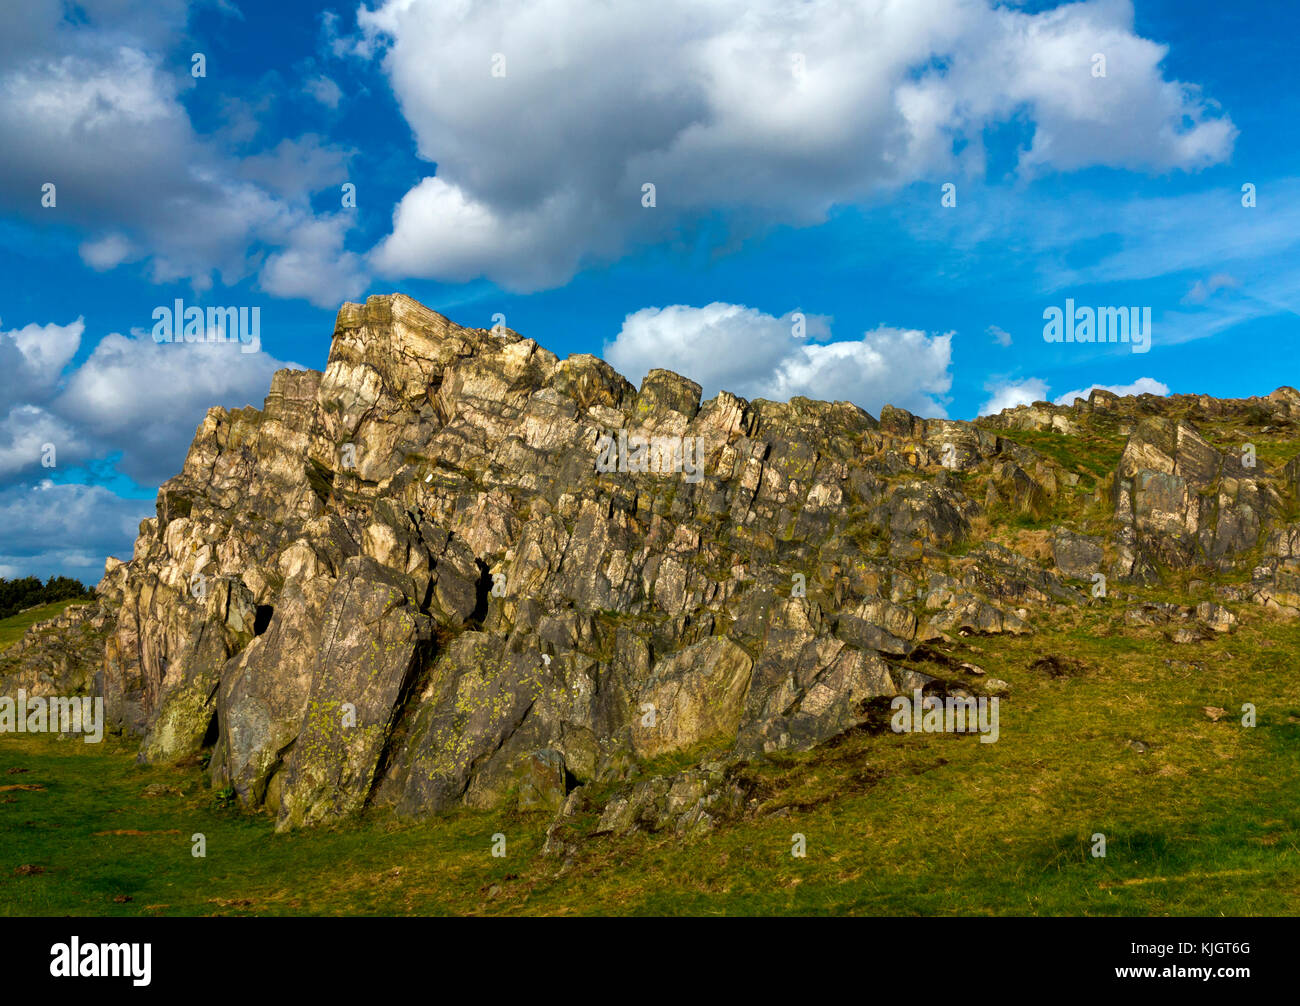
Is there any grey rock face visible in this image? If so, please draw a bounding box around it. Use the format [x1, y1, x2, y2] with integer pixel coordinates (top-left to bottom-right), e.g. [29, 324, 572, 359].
[1052, 528, 1104, 580]
[6, 292, 1297, 835]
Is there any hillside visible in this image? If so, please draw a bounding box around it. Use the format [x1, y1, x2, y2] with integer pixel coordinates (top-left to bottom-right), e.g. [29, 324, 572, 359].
[0, 600, 93, 653]
[2, 292, 1298, 915]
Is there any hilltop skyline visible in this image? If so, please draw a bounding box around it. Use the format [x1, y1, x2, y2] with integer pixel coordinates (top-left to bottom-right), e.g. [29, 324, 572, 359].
[2, 0, 1296, 582]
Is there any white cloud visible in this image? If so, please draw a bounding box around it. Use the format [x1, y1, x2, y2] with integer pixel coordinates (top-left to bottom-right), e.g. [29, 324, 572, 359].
[0, 305, 300, 581]
[0, 481, 154, 583]
[0, 318, 83, 413]
[0, 25, 365, 306]
[604, 303, 952, 417]
[604, 304, 802, 396]
[358, 0, 1234, 289]
[988, 325, 1013, 347]
[260, 216, 367, 305]
[977, 375, 1170, 415]
[0, 312, 300, 488]
[303, 75, 343, 109]
[54, 330, 299, 486]
[1182, 272, 1240, 305]
[79, 233, 135, 271]
[978, 377, 1049, 417]
[1053, 377, 1169, 407]
[0, 406, 89, 478]
[370, 177, 601, 290]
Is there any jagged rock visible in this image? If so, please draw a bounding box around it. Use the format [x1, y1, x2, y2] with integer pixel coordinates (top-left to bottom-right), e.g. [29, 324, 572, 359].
[275, 557, 432, 829]
[1052, 528, 1104, 579]
[1123, 599, 1236, 637]
[1124, 601, 1187, 627]
[593, 763, 747, 839]
[631, 636, 753, 758]
[8, 291, 1299, 835]
[1112, 417, 1277, 578]
[510, 749, 570, 811]
[0, 602, 107, 698]
[1195, 602, 1237, 633]
[1166, 624, 1215, 645]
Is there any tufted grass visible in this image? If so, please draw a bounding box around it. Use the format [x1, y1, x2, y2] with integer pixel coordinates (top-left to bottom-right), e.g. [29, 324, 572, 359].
[2, 598, 1298, 916]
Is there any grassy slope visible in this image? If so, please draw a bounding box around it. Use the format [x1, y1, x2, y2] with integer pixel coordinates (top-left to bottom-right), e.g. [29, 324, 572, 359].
[3, 592, 1297, 917]
[0, 600, 91, 653]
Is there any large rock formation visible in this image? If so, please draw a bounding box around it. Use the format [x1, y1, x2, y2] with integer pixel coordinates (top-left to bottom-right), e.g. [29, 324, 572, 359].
[5, 294, 1298, 837]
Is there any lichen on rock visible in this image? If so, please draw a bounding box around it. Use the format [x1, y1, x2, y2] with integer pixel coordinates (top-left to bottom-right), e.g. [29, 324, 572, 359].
[7, 294, 1299, 838]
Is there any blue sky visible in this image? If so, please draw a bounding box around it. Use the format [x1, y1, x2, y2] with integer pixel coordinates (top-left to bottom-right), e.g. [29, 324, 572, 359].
[1, 0, 1297, 583]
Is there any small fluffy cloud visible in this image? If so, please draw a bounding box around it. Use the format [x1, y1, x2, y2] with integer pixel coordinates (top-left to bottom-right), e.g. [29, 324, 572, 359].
[988, 325, 1013, 347]
[358, 0, 1235, 289]
[54, 330, 298, 486]
[604, 303, 952, 418]
[370, 177, 605, 291]
[303, 75, 343, 109]
[79, 233, 135, 271]
[0, 406, 88, 478]
[1182, 272, 1240, 305]
[978, 377, 1050, 416]
[260, 216, 367, 305]
[0, 310, 301, 580]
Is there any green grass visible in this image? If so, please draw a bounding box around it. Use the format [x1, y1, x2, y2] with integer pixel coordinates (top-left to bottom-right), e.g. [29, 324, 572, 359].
[982, 426, 1126, 489]
[1197, 422, 1300, 473]
[3, 597, 1298, 916]
[0, 600, 92, 652]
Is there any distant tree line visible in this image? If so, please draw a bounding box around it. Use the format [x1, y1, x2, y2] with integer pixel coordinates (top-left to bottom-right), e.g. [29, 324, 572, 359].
[0, 576, 94, 620]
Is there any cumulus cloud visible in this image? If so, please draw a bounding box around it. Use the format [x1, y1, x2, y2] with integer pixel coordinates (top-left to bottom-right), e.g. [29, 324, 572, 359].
[260, 215, 367, 305]
[0, 315, 299, 488]
[0, 406, 89, 478]
[0, 303, 300, 580]
[358, 0, 1234, 289]
[604, 303, 952, 417]
[369, 177, 605, 290]
[0, 318, 84, 413]
[988, 325, 1013, 347]
[0, 5, 364, 307]
[0, 481, 153, 584]
[79, 233, 136, 271]
[55, 331, 299, 486]
[978, 378, 1050, 416]
[1053, 377, 1170, 406]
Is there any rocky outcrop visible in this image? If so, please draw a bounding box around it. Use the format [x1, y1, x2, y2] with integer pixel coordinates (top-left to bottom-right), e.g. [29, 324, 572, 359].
[987, 386, 1300, 587]
[0, 601, 108, 698]
[1112, 417, 1280, 580]
[7, 293, 1299, 838]
[1052, 528, 1104, 580]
